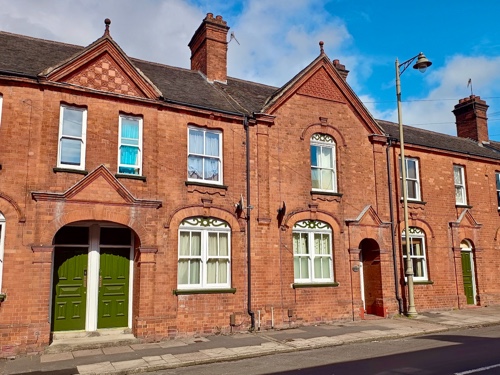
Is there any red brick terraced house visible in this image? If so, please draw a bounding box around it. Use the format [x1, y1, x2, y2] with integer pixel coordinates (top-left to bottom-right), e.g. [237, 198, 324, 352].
[1, 14, 500, 356]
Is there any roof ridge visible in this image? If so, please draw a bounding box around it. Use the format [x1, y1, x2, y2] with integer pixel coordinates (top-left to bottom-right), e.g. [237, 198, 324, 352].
[0, 30, 83, 49]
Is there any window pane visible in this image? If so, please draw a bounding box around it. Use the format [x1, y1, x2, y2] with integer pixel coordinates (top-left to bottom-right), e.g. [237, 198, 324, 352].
[190, 260, 200, 284]
[496, 173, 500, 190]
[218, 260, 228, 283]
[120, 145, 139, 169]
[413, 258, 425, 277]
[188, 155, 203, 179]
[207, 260, 216, 283]
[294, 258, 300, 279]
[310, 145, 319, 167]
[208, 232, 218, 256]
[179, 232, 190, 256]
[121, 118, 139, 145]
[407, 159, 417, 179]
[320, 169, 333, 190]
[204, 157, 219, 181]
[100, 227, 132, 245]
[314, 257, 321, 278]
[178, 260, 188, 284]
[454, 167, 462, 184]
[456, 187, 464, 203]
[219, 233, 228, 256]
[320, 147, 333, 168]
[60, 138, 82, 165]
[191, 232, 201, 256]
[205, 132, 219, 157]
[311, 169, 320, 189]
[62, 107, 83, 137]
[300, 258, 309, 278]
[407, 180, 417, 199]
[322, 258, 331, 279]
[189, 129, 204, 154]
[54, 226, 89, 245]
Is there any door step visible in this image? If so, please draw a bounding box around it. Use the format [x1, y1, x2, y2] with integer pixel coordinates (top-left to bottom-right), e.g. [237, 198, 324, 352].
[47, 328, 139, 354]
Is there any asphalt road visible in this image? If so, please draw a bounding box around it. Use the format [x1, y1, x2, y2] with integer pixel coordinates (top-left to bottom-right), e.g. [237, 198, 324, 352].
[148, 325, 500, 375]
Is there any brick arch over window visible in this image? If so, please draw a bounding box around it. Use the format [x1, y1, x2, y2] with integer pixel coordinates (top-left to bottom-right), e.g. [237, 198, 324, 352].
[0, 192, 26, 223]
[282, 210, 341, 234]
[300, 123, 346, 147]
[400, 217, 435, 239]
[167, 206, 243, 232]
[38, 206, 152, 245]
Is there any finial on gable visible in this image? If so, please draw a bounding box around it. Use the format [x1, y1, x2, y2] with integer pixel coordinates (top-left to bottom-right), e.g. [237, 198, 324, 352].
[319, 41, 324, 55]
[104, 18, 111, 36]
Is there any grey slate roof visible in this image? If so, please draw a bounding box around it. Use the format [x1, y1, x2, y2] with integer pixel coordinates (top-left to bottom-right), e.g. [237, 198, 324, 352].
[378, 120, 500, 161]
[0, 31, 277, 115]
[2, 30, 500, 162]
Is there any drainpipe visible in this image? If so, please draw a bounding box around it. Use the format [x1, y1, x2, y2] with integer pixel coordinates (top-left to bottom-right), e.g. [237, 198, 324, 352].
[244, 114, 255, 330]
[386, 137, 403, 314]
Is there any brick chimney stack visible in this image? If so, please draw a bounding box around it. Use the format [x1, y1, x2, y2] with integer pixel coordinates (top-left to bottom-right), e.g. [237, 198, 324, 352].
[453, 95, 489, 142]
[188, 13, 229, 83]
[332, 59, 349, 81]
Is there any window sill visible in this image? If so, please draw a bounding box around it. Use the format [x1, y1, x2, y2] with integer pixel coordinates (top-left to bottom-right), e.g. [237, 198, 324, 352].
[53, 167, 88, 175]
[310, 190, 342, 197]
[404, 280, 434, 285]
[456, 204, 472, 209]
[185, 181, 228, 190]
[173, 288, 236, 295]
[115, 173, 147, 182]
[400, 199, 427, 205]
[293, 282, 339, 289]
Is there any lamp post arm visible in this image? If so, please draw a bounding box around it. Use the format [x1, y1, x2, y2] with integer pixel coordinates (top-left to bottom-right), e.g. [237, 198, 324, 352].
[398, 54, 420, 75]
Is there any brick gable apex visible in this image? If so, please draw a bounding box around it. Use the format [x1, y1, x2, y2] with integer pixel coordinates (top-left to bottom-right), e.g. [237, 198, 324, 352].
[451, 209, 482, 229]
[346, 205, 388, 227]
[31, 165, 162, 208]
[262, 54, 383, 135]
[39, 36, 162, 99]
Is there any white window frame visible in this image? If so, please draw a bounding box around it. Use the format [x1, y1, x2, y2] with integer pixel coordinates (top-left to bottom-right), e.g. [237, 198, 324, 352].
[57, 105, 87, 170]
[402, 227, 428, 282]
[187, 127, 223, 184]
[401, 157, 421, 201]
[292, 220, 334, 284]
[0, 213, 5, 293]
[496, 172, 500, 209]
[454, 165, 467, 205]
[177, 217, 231, 290]
[310, 134, 337, 192]
[118, 115, 143, 175]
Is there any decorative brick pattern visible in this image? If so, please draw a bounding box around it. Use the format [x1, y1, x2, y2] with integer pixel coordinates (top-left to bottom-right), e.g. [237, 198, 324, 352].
[298, 67, 346, 103]
[65, 54, 143, 97]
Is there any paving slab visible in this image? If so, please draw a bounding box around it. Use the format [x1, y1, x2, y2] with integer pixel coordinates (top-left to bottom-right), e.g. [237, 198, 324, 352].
[112, 358, 148, 371]
[39, 352, 74, 363]
[72, 348, 104, 358]
[160, 353, 182, 365]
[143, 355, 168, 366]
[199, 347, 238, 358]
[78, 361, 115, 374]
[102, 345, 134, 355]
[130, 342, 161, 351]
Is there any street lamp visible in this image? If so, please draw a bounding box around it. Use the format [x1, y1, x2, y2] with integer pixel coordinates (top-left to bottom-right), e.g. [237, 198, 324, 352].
[395, 52, 432, 317]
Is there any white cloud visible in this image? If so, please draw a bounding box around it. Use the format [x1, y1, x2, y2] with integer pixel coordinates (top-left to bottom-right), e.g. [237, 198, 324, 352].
[381, 55, 500, 136]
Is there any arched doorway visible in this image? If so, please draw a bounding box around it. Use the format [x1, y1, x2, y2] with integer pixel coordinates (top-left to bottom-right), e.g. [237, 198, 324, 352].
[51, 222, 135, 332]
[460, 239, 477, 305]
[359, 238, 383, 316]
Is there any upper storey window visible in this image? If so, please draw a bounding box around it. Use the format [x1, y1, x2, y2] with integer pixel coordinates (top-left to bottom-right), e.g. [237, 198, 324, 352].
[118, 115, 142, 175]
[310, 133, 337, 192]
[57, 105, 87, 170]
[188, 127, 222, 184]
[454, 165, 467, 205]
[401, 157, 421, 201]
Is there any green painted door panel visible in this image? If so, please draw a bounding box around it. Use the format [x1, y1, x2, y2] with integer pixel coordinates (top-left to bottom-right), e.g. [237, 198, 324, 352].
[97, 248, 129, 329]
[461, 251, 474, 305]
[52, 248, 88, 331]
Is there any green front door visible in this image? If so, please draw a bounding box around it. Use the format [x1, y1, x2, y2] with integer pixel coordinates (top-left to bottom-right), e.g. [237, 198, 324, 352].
[461, 251, 475, 305]
[52, 247, 88, 331]
[97, 248, 130, 329]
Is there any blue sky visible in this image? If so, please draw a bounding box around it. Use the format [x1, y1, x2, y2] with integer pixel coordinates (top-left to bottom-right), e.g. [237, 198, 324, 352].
[2, 0, 500, 139]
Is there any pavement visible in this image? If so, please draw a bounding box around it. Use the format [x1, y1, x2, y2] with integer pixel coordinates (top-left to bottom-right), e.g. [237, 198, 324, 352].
[2, 306, 500, 375]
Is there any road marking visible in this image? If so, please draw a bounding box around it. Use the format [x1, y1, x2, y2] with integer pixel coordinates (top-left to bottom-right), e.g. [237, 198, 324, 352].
[455, 364, 500, 374]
